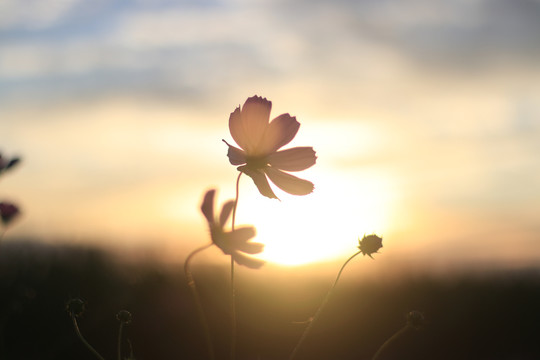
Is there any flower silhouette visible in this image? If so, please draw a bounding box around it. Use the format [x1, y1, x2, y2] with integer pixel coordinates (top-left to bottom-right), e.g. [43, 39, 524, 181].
[224, 96, 317, 199]
[201, 189, 264, 268]
[358, 234, 383, 258]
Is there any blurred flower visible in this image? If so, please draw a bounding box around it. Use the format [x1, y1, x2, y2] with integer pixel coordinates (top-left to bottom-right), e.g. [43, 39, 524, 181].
[224, 96, 317, 199]
[358, 234, 383, 258]
[0, 154, 21, 174]
[0, 202, 20, 226]
[201, 189, 265, 268]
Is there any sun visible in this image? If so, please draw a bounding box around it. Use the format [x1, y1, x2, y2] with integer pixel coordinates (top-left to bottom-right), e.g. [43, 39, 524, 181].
[235, 169, 393, 266]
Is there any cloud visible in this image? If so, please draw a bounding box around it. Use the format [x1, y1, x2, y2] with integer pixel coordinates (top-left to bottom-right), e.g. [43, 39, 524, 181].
[0, 0, 87, 30]
[2, 0, 539, 108]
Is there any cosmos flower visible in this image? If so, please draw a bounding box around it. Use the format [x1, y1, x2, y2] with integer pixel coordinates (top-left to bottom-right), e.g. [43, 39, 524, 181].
[358, 234, 383, 258]
[0, 202, 20, 226]
[201, 189, 265, 269]
[223, 96, 317, 199]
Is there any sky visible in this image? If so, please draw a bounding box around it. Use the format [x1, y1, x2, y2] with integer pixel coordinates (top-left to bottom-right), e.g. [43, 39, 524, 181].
[1, 0, 539, 270]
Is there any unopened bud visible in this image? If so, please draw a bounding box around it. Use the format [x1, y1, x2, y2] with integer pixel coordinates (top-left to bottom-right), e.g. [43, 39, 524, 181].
[406, 310, 425, 329]
[358, 234, 383, 258]
[66, 298, 86, 318]
[116, 310, 132, 324]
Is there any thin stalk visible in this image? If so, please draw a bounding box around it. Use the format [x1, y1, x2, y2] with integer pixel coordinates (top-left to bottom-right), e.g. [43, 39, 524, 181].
[231, 172, 241, 231]
[230, 172, 242, 360]
[184, 243, 215, 360]
[117, 321, 124, 360]
[371, 325, 411, 360]
[289, 251, 362, 360]
[230, 257, 236, 360]
[127, 339, 135, 359]
[71, 315, 106, 360]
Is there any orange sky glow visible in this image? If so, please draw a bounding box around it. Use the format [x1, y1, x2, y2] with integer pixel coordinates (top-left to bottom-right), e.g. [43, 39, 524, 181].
[1, 0, 539, 273]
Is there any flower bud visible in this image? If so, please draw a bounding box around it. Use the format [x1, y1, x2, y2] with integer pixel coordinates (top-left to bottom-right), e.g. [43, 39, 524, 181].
[116, 310, 133, 324]
[358, 234, 383, 258]
[66, 298, 86, 318]
[406, 310, 425, 329]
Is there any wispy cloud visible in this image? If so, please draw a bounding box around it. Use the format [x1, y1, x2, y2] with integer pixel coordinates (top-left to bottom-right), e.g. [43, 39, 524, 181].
[3, 0, 540, 102]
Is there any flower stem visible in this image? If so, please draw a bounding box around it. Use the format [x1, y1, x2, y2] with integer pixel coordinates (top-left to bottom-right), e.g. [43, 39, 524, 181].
[117, 321, 124, 360]
[184, 243, 215, 360]
[371, 325, 411, 360]
[289, 251, 362, 360]
[71, 315, 106, 360]
[230, 257, 236, 360]
[232, 172, 241, 232]
[230, 172, 242, 360]
[127, 339, 135, 359]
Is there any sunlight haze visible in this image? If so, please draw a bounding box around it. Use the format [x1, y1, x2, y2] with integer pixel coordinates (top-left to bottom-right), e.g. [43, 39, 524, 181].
[1, 0, 539, 270]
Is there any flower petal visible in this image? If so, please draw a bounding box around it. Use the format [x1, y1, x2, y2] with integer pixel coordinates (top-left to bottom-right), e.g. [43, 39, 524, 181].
[6, 157, 20, 170]
[219, 200, 235, 228]
[235, 241, 264, 254]
[238, 165, 278, 199]
[223, 140, 247, 165]
[229, 226, 257, 242]
[200, 189, 216, 224]
[232, 252, 265, 269]
[264, 167, 314, 196]
[267, 147, 317, 171]
[229, 106, 248, 150]
[241, 96, 272, 154]
[229, 227, 263, 254]
[257, 113, 300, 154]
[216, 226, 256, 254]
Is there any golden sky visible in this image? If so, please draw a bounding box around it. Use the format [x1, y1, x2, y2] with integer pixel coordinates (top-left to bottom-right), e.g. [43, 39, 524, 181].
[1, 0, 539, 270]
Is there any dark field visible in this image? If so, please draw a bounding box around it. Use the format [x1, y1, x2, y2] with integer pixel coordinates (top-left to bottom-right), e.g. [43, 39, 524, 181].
[1, 241, 540, 360]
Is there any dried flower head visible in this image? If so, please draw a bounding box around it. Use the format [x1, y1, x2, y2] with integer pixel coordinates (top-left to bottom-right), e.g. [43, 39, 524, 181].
[201, 189, 265, 268]
[66, 298, 86, 318]
[358, 234, 383, 258]
[224, 96, 317, 199]
[0, 202, 20, 226]
[116, 310, 133, 325]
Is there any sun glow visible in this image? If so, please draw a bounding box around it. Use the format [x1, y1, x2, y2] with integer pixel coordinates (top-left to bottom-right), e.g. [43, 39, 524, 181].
[236, 169, 393, 266]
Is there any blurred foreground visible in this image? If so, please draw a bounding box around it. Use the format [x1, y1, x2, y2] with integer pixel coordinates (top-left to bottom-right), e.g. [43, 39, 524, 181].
[1, 240, 540, 360]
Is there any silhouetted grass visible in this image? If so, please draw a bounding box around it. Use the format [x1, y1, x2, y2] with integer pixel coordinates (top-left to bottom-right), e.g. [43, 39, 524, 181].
[1, 240, 540, 359]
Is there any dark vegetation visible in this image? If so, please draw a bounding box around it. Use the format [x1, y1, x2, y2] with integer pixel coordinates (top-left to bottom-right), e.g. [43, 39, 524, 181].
[1, 240, 540, 359]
